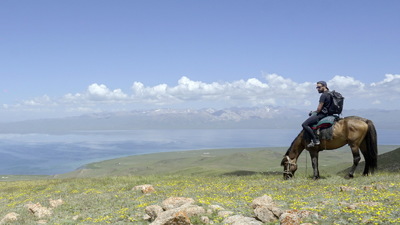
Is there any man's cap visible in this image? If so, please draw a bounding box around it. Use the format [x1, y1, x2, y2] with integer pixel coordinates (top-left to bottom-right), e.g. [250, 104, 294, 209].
[317, 81, 328, 87]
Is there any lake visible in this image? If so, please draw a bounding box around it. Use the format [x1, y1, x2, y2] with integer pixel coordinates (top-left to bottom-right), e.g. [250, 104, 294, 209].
[1, 129, 399, 175]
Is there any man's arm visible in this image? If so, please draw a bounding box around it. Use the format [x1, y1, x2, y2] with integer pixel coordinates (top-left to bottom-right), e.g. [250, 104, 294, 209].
[316, 102, 324, 113]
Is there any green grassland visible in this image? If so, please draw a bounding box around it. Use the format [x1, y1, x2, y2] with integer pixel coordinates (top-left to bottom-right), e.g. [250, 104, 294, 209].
[54, 145, 399, 178]
[1, 146, 399, 224]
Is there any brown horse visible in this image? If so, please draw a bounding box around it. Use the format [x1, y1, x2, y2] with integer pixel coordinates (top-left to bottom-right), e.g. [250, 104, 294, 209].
[281, 116, 378, 180]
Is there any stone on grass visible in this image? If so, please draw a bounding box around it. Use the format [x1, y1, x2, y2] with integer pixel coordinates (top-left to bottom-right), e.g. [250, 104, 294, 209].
[254, 205, 281, 223]
[222, 215, 263, 225]
[150, 204, 205, 225]
[145, 205, 164, 221]
[0, 212, 19, 224]
[280, 212, 301, 225]
[250, 195, 274, 209]
[161, 197, 195, 210]
[25, 203, 52, 218]
[133, 184, 156, 194]
[49, 198, 64, 208]
[251, 195, 282, 223]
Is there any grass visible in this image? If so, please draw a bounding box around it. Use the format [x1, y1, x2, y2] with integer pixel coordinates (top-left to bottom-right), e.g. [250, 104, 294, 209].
[1, 146, 399, 224]
[1, 173, 399, 224]
[49, 145, 398, 178]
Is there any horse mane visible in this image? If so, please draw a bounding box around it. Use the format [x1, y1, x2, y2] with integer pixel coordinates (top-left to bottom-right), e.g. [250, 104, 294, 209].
[284, 130, 304, 156]
[281, 130, 304, 166]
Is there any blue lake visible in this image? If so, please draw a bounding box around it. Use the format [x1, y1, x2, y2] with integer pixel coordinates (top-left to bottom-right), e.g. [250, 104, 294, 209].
[0, 129, 399, 175]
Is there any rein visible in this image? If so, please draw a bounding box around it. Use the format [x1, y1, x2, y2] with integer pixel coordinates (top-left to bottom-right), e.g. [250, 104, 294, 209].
[284, 156, 297, 177]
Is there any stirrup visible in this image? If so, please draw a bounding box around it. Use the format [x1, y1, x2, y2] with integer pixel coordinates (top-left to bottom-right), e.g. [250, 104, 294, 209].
[307, 140, 320, 148]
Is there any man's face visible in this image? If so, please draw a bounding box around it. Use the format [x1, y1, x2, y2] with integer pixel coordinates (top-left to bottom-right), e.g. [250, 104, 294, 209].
[316, 84, 325, 93]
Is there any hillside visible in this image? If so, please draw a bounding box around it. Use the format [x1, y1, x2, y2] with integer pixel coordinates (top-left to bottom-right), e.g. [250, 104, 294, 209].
[339, 147, 400, 175]
[55, 148, 287, 178]
[55, 145, 400, 179]
[377, 147, 400, 171]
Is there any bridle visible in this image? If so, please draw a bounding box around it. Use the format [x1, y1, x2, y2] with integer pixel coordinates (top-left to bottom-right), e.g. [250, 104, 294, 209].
[283, 156, 297, 177]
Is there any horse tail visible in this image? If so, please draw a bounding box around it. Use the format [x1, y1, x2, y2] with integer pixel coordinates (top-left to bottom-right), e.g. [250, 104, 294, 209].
[363, 119, 378, 174]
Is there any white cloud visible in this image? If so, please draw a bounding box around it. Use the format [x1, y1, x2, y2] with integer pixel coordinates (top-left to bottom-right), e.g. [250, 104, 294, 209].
[21, 95, 54, 106]
[87, 83, 128, 100]
[371, 74, 400, 86]
[3, 74, 400, 121]
[329, 75, 365, 91]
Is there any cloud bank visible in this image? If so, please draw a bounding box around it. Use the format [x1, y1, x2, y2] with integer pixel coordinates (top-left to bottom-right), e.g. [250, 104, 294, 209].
[2, 74, 400, 120]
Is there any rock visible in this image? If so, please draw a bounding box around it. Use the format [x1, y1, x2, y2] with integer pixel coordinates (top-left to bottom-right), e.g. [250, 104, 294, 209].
[285, 210, 319, 220]
[150, 210, 192, 225]
[363, 185, 374, 190]
[344, 201, 380, 210]
[150, 204, 205, 225]
[363, 184, 386, 190]
[25, 203, 52, 218]
[145, 205, 164, 221]
[254, 205, 280, 223]
[280, 213, 301, 225]
[223, 215, 263, 225]
[200, 216, 210, 224]
[339, 186, 357, 192]
[143, 214, 152, 221]
[183, 205, 206, 217]
[133, 184, 156, 194]
[0, 212, 19, 224]
[250, 195, 274, 209]
[161, 197, 195, 210]
[251, 195, 282, 223]
[49, 198, 64, 208]
[72, 215, 80, 221]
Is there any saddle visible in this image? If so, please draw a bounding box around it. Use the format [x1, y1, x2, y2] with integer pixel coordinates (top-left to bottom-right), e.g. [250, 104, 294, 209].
[311, 115, 340, 140]
[311, 115, 338, 130]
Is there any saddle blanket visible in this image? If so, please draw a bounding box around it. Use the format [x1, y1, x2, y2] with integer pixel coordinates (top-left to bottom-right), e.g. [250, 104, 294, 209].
[311, 116, 337, 130]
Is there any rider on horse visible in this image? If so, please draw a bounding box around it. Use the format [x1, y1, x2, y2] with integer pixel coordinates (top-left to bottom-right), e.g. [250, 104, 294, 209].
[302, 81, 332, 148]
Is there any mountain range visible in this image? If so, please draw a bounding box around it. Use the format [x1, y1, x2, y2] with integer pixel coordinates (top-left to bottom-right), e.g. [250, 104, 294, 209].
[0, 107, 398, 133]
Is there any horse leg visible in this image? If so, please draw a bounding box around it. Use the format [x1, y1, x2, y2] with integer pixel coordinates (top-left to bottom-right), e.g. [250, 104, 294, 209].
[346, 145, 361, 179]
[359, 141, 370, 175]
[309, 150, 320, 180]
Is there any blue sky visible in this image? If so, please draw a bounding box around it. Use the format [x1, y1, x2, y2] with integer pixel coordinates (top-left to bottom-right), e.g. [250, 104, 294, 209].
[1, 0, 399, 122]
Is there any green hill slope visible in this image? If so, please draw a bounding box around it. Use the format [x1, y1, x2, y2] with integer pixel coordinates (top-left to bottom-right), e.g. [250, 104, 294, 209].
[55, 147, 288, 178]
[55, 145, 399, 179]
[339, 147, 400, 175]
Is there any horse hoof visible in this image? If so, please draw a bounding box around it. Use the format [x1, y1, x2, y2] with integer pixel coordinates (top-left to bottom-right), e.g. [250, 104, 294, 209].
[345, 174, 354, 179]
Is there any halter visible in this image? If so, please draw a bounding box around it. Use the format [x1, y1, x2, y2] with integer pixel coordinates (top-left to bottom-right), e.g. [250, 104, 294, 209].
[284, 156, 297, 177]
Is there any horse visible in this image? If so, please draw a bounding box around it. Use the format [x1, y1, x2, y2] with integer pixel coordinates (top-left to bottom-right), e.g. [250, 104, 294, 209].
[281, 116, 378, 180]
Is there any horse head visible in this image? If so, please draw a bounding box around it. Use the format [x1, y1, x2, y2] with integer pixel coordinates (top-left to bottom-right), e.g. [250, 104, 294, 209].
[281, 155, 298, 180]
[281, 133, 303, 180]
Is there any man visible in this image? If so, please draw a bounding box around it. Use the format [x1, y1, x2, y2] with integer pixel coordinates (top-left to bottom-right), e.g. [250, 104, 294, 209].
[302, 81, 332, 148]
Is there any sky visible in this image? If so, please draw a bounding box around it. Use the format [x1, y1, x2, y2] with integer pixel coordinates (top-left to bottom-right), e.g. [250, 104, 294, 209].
[1, 0, 399, 122]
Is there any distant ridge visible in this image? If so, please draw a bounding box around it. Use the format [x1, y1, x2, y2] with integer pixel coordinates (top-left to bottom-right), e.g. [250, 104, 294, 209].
[0, 107, 399, 133]
[0, 107, 303, 133]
